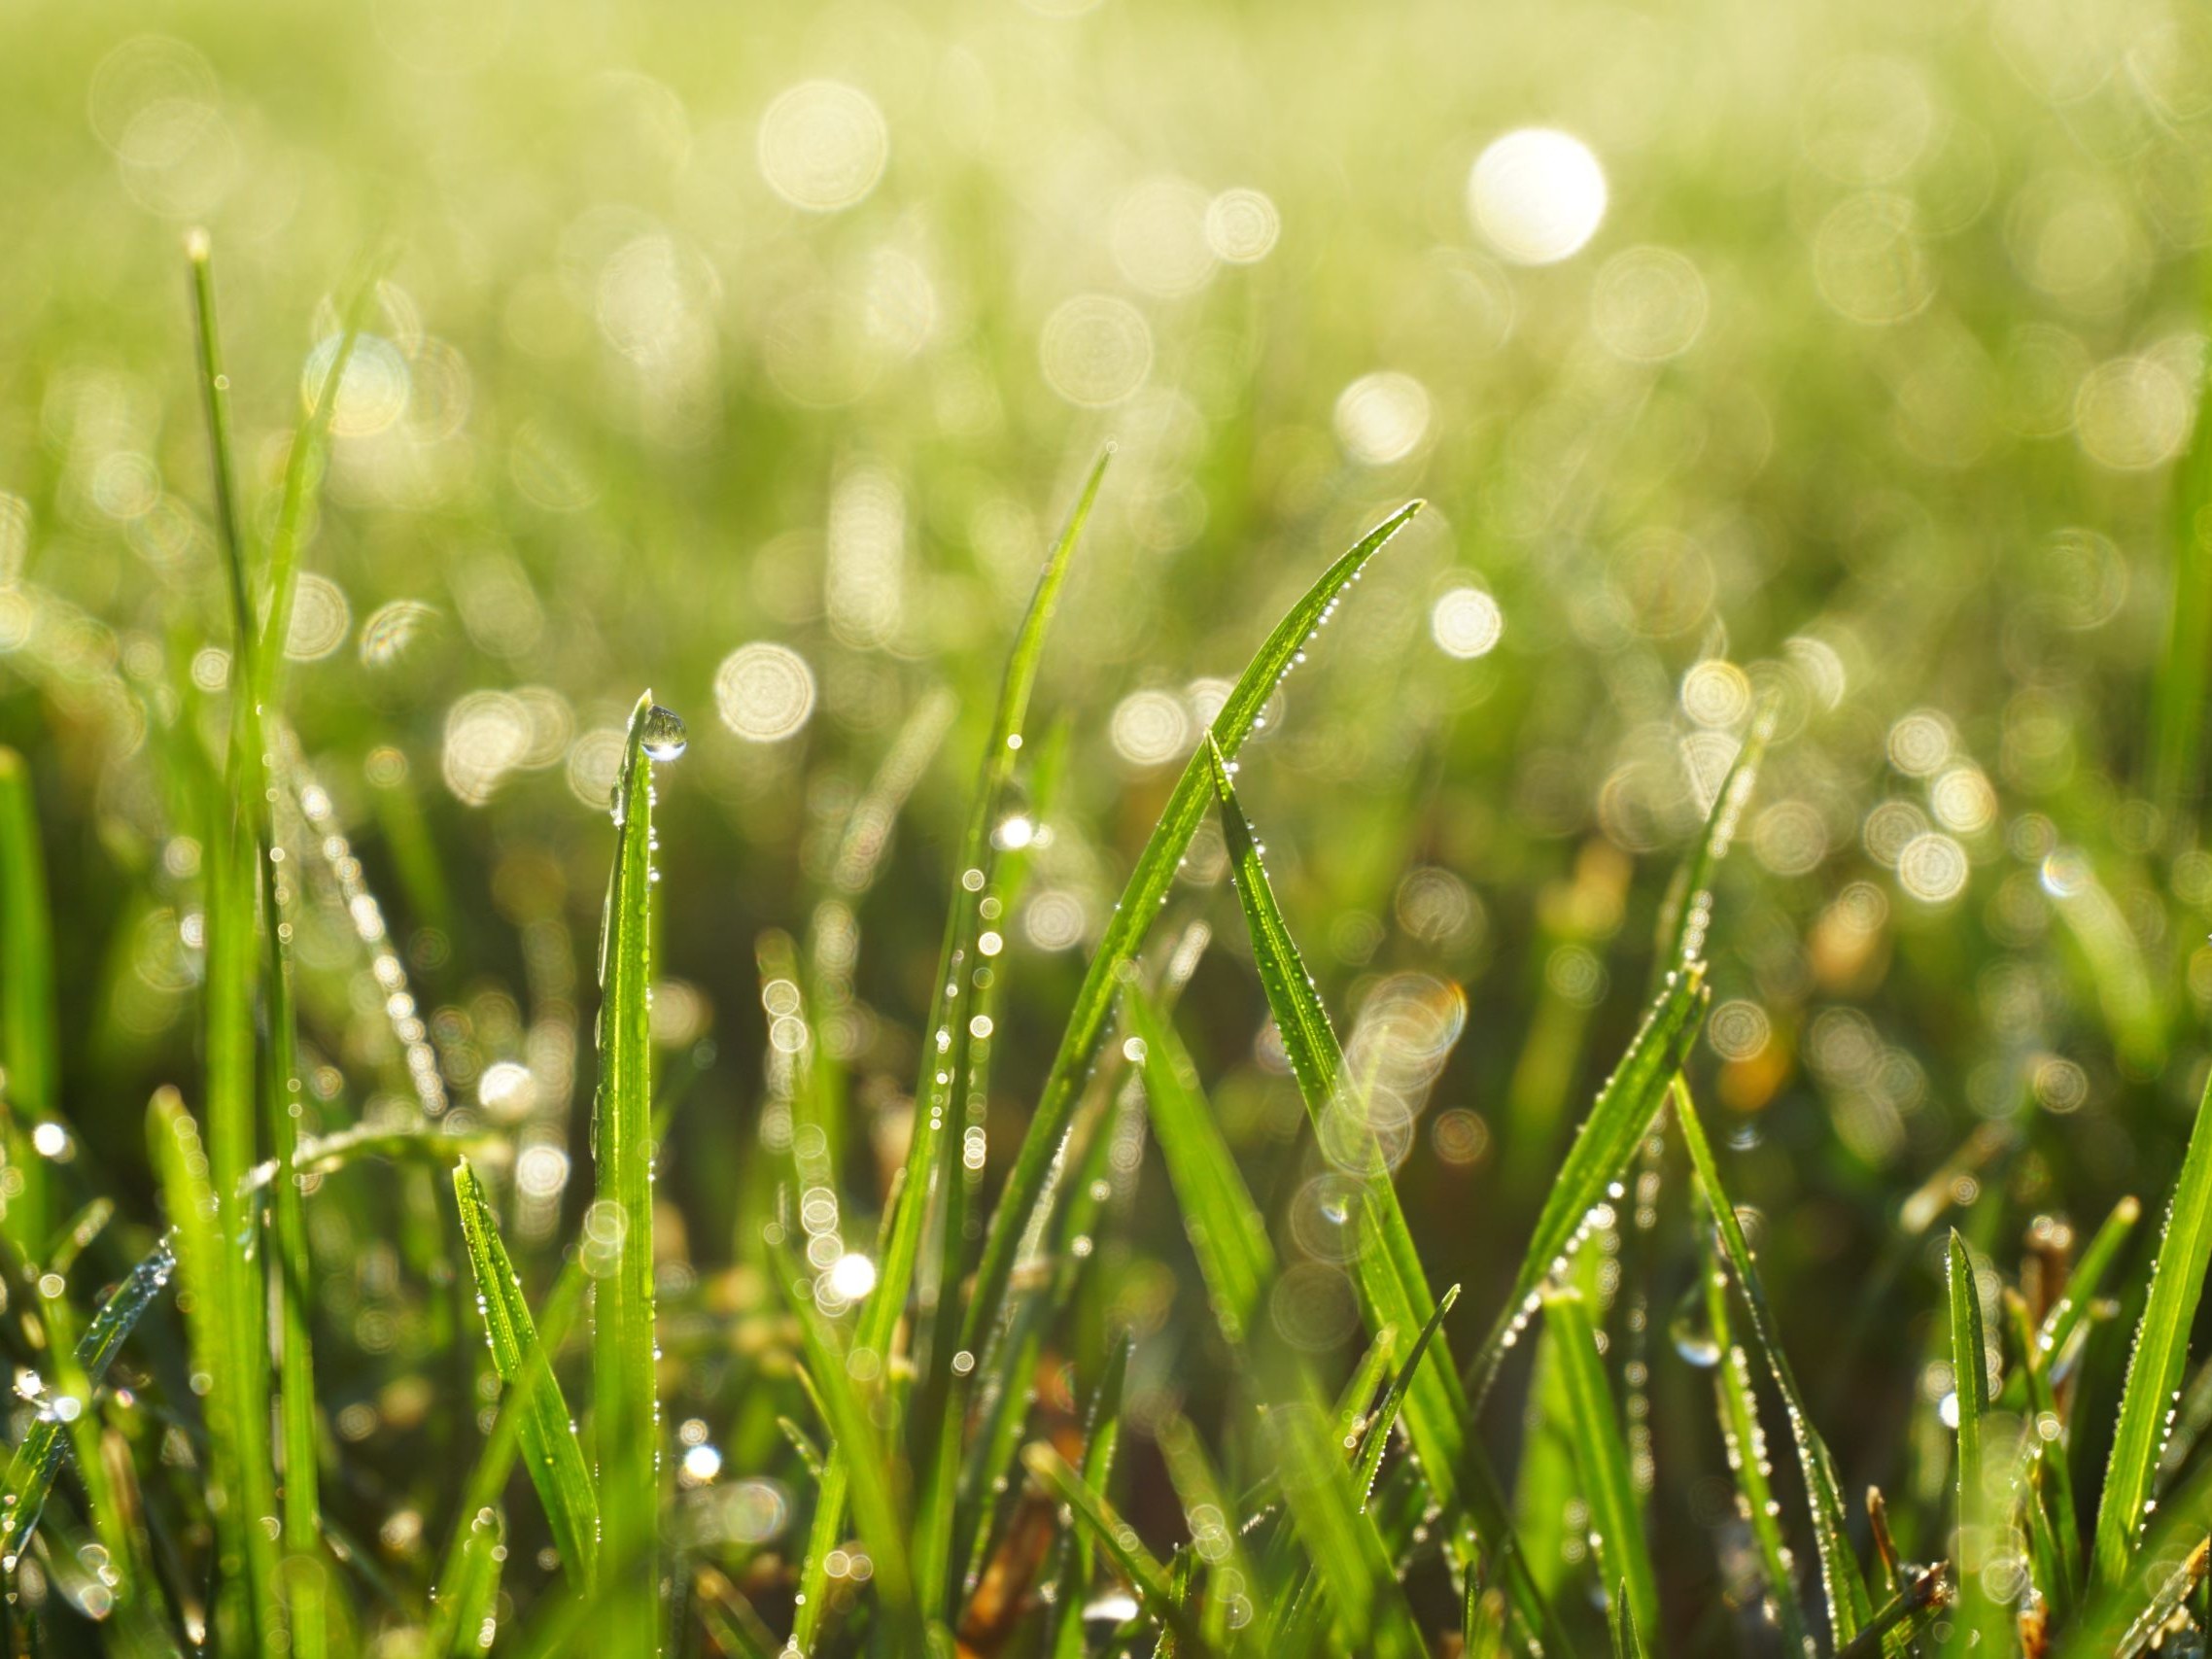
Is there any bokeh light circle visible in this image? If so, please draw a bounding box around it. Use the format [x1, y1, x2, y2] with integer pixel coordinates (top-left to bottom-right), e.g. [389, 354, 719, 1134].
[715, 643, 817, 742]
[1468, 128, 1608, 265]
[757, 81, 887, 212]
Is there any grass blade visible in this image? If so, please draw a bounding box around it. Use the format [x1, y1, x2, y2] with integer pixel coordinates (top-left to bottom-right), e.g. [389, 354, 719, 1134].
[451, 1160, 598, 1586]
[1675, 1075, 1878, 1645]
[2147, 263, 2212, 817]
[1607, 1585, 1649, 1659]
[1023, 1443, 1218, 1658]
[1650, 701, 1772, 986]
[1044, 1334, 1130, 1659]
[0, 1237, 174, 1568]
[2036, 1193, 2141, 1374]
[0, 748, 57, 1251]
[1702, 1235, 1815, 1658]
[1541, 1285, 1660, 1644]
[1944, 1231, 2003, 1657]
[591, 691, 677, 1653]
[1355, 1283, 1461, 1510]
[1203, 734, 1560, 1651]
[2004, 1289, 2082, 1619]
[2092, 1066, 2212, 1587]
[959, 501, 1423, 1365]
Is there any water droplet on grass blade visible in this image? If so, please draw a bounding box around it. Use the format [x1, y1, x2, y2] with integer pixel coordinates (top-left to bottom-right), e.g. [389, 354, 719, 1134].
[639, 704, 688, 761]
[1670, 1283, 1722, 1367]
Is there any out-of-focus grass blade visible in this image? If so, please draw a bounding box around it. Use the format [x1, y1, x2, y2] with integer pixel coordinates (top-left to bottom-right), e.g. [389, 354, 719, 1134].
[1702, 1234, 1815, 1658]
[960, 501, 1423, 1365]
[1202, 735, 1561, 1652]
[2056, 1432, 2212, 1657]
[2093, 1068, 2212, 1588]
[1676, 1075, 1878, 1645]
[2004, 1290, 2081, 1620]
[2036, 1193, 2141, 1373]
[591, 691, 674, 1652]
[0, 747, 57, 1251]
[186, 234, 282, 1651]
[1541, 1286, 1660, 1644]
[1158, 1414, 1266, 1654]
[1044, 1334, 1130, 1659]
[2147, 276, 2212, 818]
[1023, 1443, 1218, 1658]
[451, 1160, 598, 1586]
[788, 1279, 921, 1654]
[1943, 1231, 2003, 1657]
[0, 1237, 174, 1568]
[1650, 701, 1772, 985]
[1263, 1393, 1428, 1659]
[1124, 987, 1270, 1344]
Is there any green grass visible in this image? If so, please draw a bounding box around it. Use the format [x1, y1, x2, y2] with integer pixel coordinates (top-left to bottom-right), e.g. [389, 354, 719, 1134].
[2, 1, 2212, 1649]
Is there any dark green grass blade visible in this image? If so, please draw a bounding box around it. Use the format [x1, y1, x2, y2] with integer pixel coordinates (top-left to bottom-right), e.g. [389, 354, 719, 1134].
[591, 692, 672, 1653]
[1204, 736, 1561, 1652]
[1704, 1239, 1815, 1658]
[1944, 1231, 2004, 1657]
[0, 748, 57, 1250]
[1834, 1568, 1949, 1659]
[1676, 1076, 1878, 1645]
[1542, 1286, 1660, 1644]
[2147, 263, 2212, 817]
[959, 501, 1423, 1365]
[2093, 1068, 2212, 1586]
[451, 1160, 598, 1585]
[1025, 1443, 1219, 1658]
[0, 1238, 173, 1568]
[1607, 1586, 1649, 1659]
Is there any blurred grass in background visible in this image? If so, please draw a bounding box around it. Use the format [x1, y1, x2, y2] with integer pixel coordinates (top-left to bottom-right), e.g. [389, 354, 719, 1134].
[0, 0, 2210, 1647]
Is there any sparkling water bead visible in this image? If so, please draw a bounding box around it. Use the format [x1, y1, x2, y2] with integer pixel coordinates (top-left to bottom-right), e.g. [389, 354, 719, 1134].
[639, 704, 688, 762]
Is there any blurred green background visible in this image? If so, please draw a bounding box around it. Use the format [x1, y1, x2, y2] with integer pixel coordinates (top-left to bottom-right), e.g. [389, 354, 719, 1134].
[1, 0, 2210, 1642]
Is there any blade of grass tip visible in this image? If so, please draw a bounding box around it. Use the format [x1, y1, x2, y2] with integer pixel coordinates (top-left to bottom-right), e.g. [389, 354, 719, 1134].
[1044, 1334, 1131, 1659]
[1541, 1286, 1661, 1645]
[1023, 1443, 1219, 1658]
[451, 1162, 598, 1587]
[1675, 1075, 1879, 1646]
[1701, 1232, 1815, 1659]
[1650, 698, 1774, 991]
[592, 692, 681, 1655]
[1203, 735, 1564, 1653]
[2093, 1066, 2212, 1589]
[1608, 1583, 1649, 1659]
[0, 748, 57, 1252]
[960, 501, 1423, 1366]
[2003, 1290, 2081, 1620]
[1944, 1231, 2004, 1658]
[185, 230, 281, 1650]
[151, 1087, 258, 1647]
[0, 1238, 175, 1568]
[1355, 1284, 1462, 1511]
[23, 1253, 141, 1629]
[787, 1273, 922, 1656]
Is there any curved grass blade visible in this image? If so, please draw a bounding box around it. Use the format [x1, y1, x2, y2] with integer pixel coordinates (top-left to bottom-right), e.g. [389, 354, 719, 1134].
[959, 501, 1423, 1365]
[0, 748, 57, 1251]
[0, 1237, 174, 1568]
[2093, 1067, 2212, 1587]
[1675, 1075, 1878, 1646]
[1203, 736, 1562, 1652]
[1702, 1237, 1815, 1658]
[1024, 1443, 1219, 1658]
[1542, 1286, 1660, 1644]
[451, 1160, 598, 1586]
[1944, 1231, 2004, 1657]
[591, 691, 674, 1654]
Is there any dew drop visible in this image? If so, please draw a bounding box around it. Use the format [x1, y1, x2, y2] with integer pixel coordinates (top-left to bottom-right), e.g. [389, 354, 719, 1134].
[639, 704, 689, 762]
